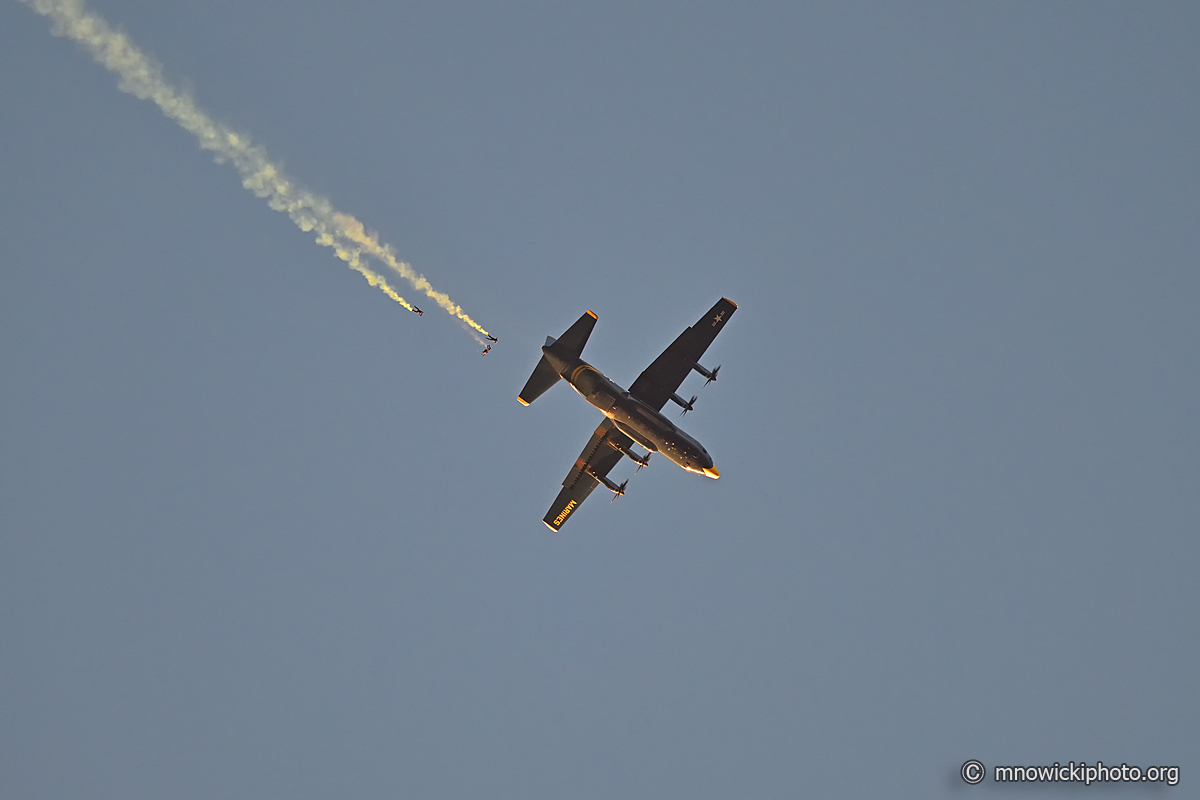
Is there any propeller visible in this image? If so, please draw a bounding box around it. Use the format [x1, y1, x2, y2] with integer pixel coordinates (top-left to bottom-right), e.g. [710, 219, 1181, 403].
[610, 479, 628, 503]
[704, 364, 721, 386]
[634, 453, 651, 473]
[679, 394, 697, 416]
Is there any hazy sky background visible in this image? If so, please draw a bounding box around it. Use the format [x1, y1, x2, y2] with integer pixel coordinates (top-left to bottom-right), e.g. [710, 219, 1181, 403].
[2, 1, 1197, 797]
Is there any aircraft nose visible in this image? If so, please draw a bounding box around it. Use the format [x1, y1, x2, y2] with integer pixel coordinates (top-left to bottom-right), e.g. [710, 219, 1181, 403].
[702, 465, 720, 479]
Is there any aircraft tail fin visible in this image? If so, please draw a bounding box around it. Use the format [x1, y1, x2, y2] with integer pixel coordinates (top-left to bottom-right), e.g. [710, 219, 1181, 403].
[518, 354, 562, 405]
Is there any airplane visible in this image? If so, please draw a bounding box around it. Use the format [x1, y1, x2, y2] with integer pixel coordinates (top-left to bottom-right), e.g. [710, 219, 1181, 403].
[481, 344, 492, 355]
[412, 306, 423, 316]
[486, 335, 498, 343]
[519, 297, 736, 530]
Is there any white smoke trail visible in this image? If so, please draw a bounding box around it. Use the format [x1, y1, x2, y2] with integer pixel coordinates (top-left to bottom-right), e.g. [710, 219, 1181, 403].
[21, 0, 492, 340]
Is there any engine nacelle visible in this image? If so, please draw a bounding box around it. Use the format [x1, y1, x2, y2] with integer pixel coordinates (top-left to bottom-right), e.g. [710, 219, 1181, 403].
[670, 392, 697, 414]
[690, 361, 720, 385]
[586, 467, 627, 497]
[608, 438, 651, 469]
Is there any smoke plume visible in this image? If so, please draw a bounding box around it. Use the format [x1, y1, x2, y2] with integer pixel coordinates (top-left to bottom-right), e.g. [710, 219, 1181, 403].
[21, 0, 491, 340]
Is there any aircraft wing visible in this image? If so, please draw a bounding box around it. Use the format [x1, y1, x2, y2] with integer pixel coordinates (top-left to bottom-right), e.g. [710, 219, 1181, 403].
[543, 418, 634, 531]
[628, 298, 737, 411]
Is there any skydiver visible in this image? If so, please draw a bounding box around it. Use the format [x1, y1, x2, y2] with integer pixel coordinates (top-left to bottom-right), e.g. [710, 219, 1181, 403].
[481, 344, 492, 355]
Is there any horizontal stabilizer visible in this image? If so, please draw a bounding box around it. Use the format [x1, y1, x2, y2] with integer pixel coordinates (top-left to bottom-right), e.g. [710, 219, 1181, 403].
[518, 354, 562, 406]
[546, 310, 597, 360]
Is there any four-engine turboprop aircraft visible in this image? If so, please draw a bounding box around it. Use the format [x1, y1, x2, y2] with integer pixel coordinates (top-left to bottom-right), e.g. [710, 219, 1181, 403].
[519, 298, 737, 530]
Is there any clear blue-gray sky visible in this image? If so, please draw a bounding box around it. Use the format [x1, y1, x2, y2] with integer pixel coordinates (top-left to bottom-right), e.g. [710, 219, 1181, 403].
[2, 1, 1197, 797]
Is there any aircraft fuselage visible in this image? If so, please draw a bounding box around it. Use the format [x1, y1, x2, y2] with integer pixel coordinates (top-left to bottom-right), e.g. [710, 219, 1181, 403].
[542, 346, 717, 477]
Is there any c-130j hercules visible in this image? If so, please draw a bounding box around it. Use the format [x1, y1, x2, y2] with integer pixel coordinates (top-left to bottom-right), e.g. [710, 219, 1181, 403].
[519, 298, 736, 530]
